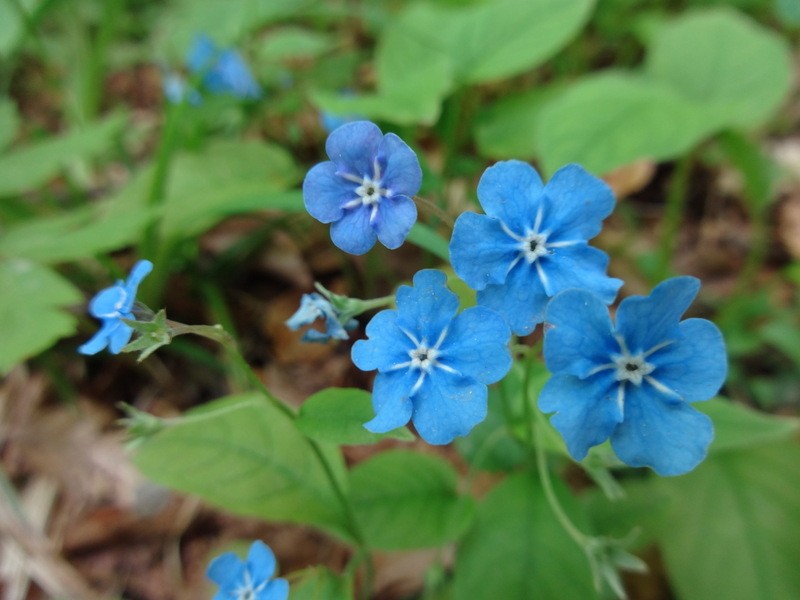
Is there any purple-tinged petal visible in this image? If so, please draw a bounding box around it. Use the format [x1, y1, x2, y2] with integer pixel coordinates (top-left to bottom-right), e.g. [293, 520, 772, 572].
[439, 306, 511, 384]
[373, 194, 417, 249]
[411, 370, 488, 445]
[395, 270, 459, 343]
[610, 384, 713, 476]
[449, 212, 520, 291]
[206, 552, 245, 588]
[88, 285, 126, 318]
[325, 121, 383, 177]
[477, 259, 549, 336]
[538, 243, 622, 303]
[538, 372, 622, 461]
[476, 160, 543, 232]
[247, 541, 277, 583]
[108, 320, 134, 354]
[543, 289, 617, 378]
[260, 578, 289, 600]
[543, 164, 615, 240]
[647, 318, 727, 402]
[377, 133, 422, 197]
[365, 370, 417, 433]
[330, 206, 377, 255]
[615, 276, 700, 354]
[352, 310, 412, 372]
[303, 162, 352, 223]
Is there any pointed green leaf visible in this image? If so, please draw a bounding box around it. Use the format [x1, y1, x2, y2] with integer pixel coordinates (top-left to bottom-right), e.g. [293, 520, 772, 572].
[698, 398, 799, 454]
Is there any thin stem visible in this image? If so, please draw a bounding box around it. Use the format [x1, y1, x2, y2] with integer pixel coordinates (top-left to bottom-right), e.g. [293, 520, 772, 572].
[413, 195, 454, 229]
[654, 154, 693, 282]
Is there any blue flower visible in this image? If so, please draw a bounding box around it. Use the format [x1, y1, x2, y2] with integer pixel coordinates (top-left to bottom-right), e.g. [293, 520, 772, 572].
[449, 160, 623, 335]
[207, 540, 288, 600]
[186, 34, 261, 100]
[352, 270, 512, 444]
[303, 120, 422, 255]
[78, 260, 153, 356]
[285, 292, 357, 343]
[539, 277, 728, 476]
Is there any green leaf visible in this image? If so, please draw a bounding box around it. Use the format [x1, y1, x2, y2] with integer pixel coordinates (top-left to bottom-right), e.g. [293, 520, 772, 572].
[350, 450, 475, 550]
[132, 393, 353, 541]
[0, 259, 82, 374]
[536, 72, 707, 175]
[645, 8, 792, 130]
[0, 98, 20, 151]
[290, 567, 353, 600]
[0, 112, 128, 197]
[0, 0, 44, 58]
[655, 441, 800, 600]
[406, 222, 450, 262]
[296, 388, 414, 445]
[454, 473, 597, 599]
[697, 398, 799, 453]
[257, 27, 334, 62]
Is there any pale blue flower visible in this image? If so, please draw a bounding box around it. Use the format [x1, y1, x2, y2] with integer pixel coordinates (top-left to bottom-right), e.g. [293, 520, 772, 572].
[78, 260, 153, 355]
[207, 540, 288, 600]
[352, 270, 511, 444]
[539, 277, 728, 476]
[285, 292, 357, 343]
[303, 121, 421, 255]
[186, 34, 261, 100]
[450, 160, 622, 335]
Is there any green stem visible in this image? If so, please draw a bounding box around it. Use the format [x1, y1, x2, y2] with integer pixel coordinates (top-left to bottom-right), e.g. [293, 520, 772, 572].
[413, 195, 454, 229]
[654, 154, 693, 282]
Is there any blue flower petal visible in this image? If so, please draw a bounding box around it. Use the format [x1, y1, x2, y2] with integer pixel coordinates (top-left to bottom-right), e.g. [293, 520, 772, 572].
[615, 276, 700, 354]
[78, 320, 117, 355]
[539, 244, 622, 303]
[543, 164, 615, 240]
[247, 541, 277, 584]
[123, 260, 153, 309]
[351, 310, 411, 372]
[206, 552, 245, 589]
[108, 320, 134, 354]
[325, 121, 383, 177]
[214, 50, 261, 99]
[303, 162, 351, 224]
[610, 384, 713, 476]
[374, 195, 417, 249]
[364, 370, 416, 433]
[439, 306, 511, 384]
[377, 133, 422, 197]
[543, 289, 617, 378]
[648, 318, 727, 402]
[88, 286, 126, 318]
[538, 372, 622, 461]
[411, 370, 487, 445]
[187, 34, 217, 73]
[285, 294, 324, 330]
[449, 212, 519, 291]
[395, 270, 459, 343]
[477, 260, 548, 336]
[260, 578, 290, 600]
[330, 206, 377, 255]
[476, 160, 543, 232]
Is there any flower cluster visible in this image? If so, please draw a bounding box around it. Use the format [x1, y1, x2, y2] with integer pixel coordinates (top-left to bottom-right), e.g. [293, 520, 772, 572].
[285, 292, 357, 343]
[207, 540, 288, 600]
[79, 260, 153, 355]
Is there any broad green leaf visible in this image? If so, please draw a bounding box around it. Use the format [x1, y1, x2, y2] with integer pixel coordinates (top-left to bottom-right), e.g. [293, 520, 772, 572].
[257, 28, 334, 62]
[290, 567, 353, 600]
[655, 441, 800, 600]
[454, 473, 597, 600]
[0, 112, 128, 197]
[645, 8, 792, 130]
[536, 72, 707, 175]
[350, 450, 475, 550]
[0, 259, 82, 374]
[296, 388, 414, 445]
[406, 222, 450, 262]
[133, 393, 353, 541]
[697, 398, 799, 454]
[0, 98, 20, 150]
[0, 0, 43, 58]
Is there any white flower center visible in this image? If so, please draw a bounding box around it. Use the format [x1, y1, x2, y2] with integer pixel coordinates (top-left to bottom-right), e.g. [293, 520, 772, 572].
[388, 326, 462, 396]
[611, 352, 655, 386]
[520, 232, 550, 263]
[355, 175, 385, 207]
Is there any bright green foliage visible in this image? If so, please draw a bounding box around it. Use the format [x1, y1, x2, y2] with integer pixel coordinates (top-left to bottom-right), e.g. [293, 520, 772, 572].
[0, 99, 20, 150]
[0, 259, 82, 374]
[132, 393, 354, 541]
[646, 9, 792, 131]
[698, 398, 799, 454]
[256, 27, 335, 62]
[0, 0, 44, 57]
[289, 568, 353, 600]
[296, 388, 414, 445]
[349, 450, 475, 550]
[454, 473, 597, 600]
[0, 112, 128, 197]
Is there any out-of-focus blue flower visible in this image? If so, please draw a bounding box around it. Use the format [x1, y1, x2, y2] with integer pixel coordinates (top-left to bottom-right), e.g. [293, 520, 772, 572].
[175, 34, 261, 101]
[207, 540, 288, 600]
[449, 160, 623, 335]
[352, 270, 511, 444]
[539, 277, 727, 476]
[303, 120, 422, 255]
[286, 292, 357, 343]
[78, 260, 153, 355]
